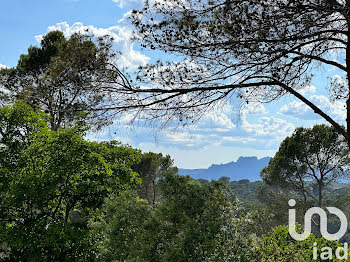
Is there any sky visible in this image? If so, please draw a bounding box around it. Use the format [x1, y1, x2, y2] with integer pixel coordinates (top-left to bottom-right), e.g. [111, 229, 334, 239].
[0, 0, 346, 169]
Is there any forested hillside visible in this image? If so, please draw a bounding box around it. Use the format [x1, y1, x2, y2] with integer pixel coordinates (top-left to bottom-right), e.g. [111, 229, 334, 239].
[1, 101, 350, 260]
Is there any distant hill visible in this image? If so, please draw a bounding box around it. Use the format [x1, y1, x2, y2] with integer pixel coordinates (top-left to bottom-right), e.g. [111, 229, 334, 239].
[178, 156, 271, 181]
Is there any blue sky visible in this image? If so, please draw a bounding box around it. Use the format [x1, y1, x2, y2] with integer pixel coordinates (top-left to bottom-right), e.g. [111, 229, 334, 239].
[1, 0, 346, 169]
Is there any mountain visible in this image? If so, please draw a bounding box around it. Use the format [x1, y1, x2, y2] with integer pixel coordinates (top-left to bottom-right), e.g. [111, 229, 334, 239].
[178, 156, 271, 181]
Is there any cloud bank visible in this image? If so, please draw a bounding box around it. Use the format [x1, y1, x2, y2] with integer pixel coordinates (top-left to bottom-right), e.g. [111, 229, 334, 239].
[36, 21, 149, 70]
[279, 95, 346, 121]
[112, 0, 143, 9]
[0, 63, 9, 69]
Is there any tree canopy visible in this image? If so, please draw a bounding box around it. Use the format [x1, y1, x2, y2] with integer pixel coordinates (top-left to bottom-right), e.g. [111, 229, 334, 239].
[84, 0, 350, 145]
[261, 124, 350, 208]
[0, 102, 141, 261]
[91, 173, 261, 261]
[0, 31, 130, 130]
[1, 103, 350, 260]
[132, 152, 177, 205]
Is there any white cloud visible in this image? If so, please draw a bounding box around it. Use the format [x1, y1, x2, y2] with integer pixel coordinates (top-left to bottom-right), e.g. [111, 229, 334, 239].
[166, 132, 204, 143]
[36, 21, 149, 70]
[155, 112, 294, 150]
[195, 110, 236, 131]
[242, 103, 268, 115]
[331, 74, 346, 87]
[112, 0, 177, 10]
[242, 116, 295, 137]
[310, 95, 346, 120]
[112, 0, 143, 9]
[279, 101, 318, 120]
[299, 85, 316, 95]
[222, 136, 256, 144]
[0, 63, 9, 69]
[118, 10, 134, 24]
[163, 132, 219, 149]
[279, 95, 346, 121]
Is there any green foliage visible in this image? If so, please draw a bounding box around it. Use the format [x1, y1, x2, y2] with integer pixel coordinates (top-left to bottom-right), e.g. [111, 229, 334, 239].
[91, 191, 151, 261]
[0, 100, 48, 151]
[17, 31, 65, 73]
[0, 30, 125, 130]
[257, 225, 346, 261]
[0, 101, 50, 208]
[0, 102, 141, 261]
[2, 104, 349, 261]
[218, 176, 230, 184]
[228, 179, 262, 206]
[197, 178, 209, 184]
[132, 152, 177, 205]
[261, 125, 350, 208]
[91, 173, 260, 261]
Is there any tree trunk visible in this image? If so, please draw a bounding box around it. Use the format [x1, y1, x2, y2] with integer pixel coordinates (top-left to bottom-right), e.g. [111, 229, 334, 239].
[314, 183, 323, 237]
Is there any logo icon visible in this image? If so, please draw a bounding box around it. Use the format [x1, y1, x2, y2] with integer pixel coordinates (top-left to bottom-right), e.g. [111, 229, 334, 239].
[288, 199, 347, 241]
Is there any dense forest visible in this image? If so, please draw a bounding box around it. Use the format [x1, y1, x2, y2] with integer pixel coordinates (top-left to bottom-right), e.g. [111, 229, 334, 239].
[2, 0, 350, 260]
[1, 101, 350, 261]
